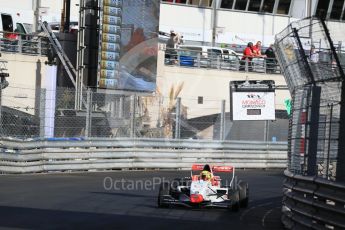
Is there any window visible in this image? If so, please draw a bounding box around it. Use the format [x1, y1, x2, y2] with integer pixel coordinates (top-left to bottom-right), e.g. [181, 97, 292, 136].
[234, 0, 248, 10]
[198, 96, 203, 104]
[316, 0, 331, 19]
[277, 0, 291, 15]
[330, 0, 345, 19]
[189, 0, 200, 6]
[200, 0, 213, 7]
[1, 14, 14, 32]
[221, 0, 234, 9]
[261, 0, 275, 13]
[207, 48, 222, 59]
[15, 23, 26, 34]
[248, 0, 262, 11]
[162, 0, 187, 4]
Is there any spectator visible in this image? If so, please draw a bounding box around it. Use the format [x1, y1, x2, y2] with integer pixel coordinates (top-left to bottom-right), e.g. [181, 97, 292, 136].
[265, 44, 277, 73]
[310, 45, 319, 63]
[165, 30, 178, 64]
[176, 33, 184, 45]
[252, 41, 262, 57]
[240, 42, 255, 71]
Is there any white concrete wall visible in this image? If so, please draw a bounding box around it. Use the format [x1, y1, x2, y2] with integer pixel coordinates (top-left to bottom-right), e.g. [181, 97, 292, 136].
[159, 3, 300, 47]
[0, 1, 33, 10]
[0, 0, 77, 26]
[1, 53, 47, 115]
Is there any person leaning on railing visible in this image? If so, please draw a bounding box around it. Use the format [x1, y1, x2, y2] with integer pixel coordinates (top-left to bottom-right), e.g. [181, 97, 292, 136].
[265, 44, 277, 73]
[240, 42, 255, 71]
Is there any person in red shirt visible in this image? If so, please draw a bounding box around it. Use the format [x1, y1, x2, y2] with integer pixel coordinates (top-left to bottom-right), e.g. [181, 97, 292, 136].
[252, 41, 262, 57]
[240, 42, 254, 71]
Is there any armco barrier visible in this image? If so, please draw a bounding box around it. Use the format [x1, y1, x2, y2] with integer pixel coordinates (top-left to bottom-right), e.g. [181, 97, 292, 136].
[282, 170, 345, 229]
[0, 138, 287, 174]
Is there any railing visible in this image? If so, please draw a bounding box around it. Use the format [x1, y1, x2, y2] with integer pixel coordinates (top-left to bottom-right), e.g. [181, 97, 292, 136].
[164, 47, 282, 74]
[282, 170, 345, 229]
[0, 138, 287, 174]
[0, 31, 49, 56]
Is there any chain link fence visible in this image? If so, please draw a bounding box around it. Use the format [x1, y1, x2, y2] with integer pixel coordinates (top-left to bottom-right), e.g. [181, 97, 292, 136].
[0, 85, 289, 141]
[275, 17, 345, 181]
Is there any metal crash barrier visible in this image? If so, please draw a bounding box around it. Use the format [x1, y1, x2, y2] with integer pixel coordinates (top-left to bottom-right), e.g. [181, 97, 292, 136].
[0, 138, 287, 174]
[282, 170, 345, 229]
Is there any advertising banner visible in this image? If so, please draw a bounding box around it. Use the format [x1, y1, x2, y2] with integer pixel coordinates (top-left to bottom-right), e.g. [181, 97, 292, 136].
[97, 0, 160, 92]
[232, 92, 275, 120]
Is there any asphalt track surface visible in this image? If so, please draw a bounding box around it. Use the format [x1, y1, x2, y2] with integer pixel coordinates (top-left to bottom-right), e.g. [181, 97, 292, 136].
[0, 169, 285, 230]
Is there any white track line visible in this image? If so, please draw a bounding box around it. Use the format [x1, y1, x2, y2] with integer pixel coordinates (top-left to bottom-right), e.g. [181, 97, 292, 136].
[262, 206, 280, 227]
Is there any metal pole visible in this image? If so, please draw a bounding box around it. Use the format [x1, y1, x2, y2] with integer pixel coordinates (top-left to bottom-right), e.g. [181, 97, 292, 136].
[175, 97, 181, 139]
[211, 0, 218, 47]
[326, 103, 333, 179]
[34, 0, 41, 32]
[264, 120, 268, 142]
[220, 100, 225, 140]
[307, 86, 321, 176]
[130, 95, 136, 138]
[0, 86, 2, 136]
[119, 96, 124, 118]
[64, 0, 71, 33]
[39, 89, 46, 138]
[76, 0, 85, 110]
[85, 89, 92, 137]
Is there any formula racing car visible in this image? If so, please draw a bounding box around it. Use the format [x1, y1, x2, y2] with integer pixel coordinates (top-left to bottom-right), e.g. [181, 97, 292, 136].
[157, 164, 249, 211]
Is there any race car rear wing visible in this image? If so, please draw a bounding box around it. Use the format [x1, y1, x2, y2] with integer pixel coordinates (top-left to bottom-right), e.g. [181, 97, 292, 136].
[191, 164, 234, 172]
[191, 164, 235, 187]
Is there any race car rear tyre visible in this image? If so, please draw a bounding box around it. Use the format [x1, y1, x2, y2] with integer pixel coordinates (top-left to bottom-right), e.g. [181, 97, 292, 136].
[158, 182, 170, 208]
[239, 181, 249, 208]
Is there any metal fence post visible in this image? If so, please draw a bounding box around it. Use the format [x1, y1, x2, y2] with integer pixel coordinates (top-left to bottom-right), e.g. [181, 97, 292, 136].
[39, 89, 46, 138]
[325, 103, 334, 179]
[264, 120, 268, 142]
[17, 36, 22, 54]
[85, 89, 92, 137]
[337, 41, 342, 54]
[130, 95, 136, 138]
[197, 53, 201, 68]
[38, 38, 42, 55]
[175, 97, 181, 139]
[220, 100, 225, 140]
[177, 52, 180, 66]
[217, 56, 221, 69]
[119, 96, 124, 118]
[307, 86, 321, 176]
[0, 86, 2, 136]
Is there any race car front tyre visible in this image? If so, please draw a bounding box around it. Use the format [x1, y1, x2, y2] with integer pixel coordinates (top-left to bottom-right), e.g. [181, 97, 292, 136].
[228, 190, 240, 212]
[232, 191, 240, 212]
[239, 181, 249, 208]
[158, 182, 170, 208]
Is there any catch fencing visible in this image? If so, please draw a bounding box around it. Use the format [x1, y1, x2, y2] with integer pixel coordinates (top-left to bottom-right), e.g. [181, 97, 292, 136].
[0, 86, 289, 141]
[0, 137, 287, 174]
[275, 17, 345, 229]
[283, 170, 345, 229]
